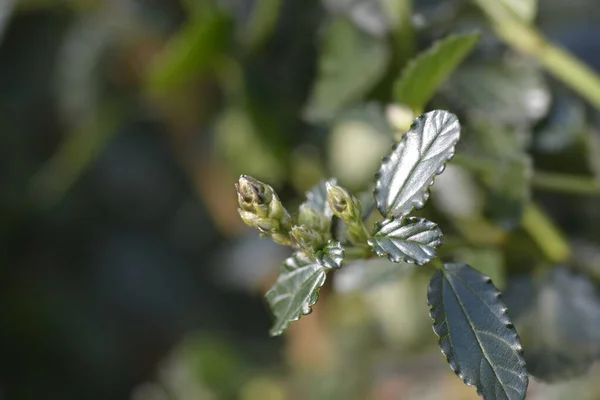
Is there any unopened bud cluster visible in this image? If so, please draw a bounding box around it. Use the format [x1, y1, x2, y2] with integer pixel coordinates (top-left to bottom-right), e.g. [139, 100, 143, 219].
[236, 175, 292, 246]
[326, 182, 369, 244]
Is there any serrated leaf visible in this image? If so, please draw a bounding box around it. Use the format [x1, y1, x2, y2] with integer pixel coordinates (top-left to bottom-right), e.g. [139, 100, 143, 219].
[375, 110, 461, 219]
[394, 33, 479, 113]
[303, 179, 337, 218]
[503, 268, 600, 381]
[428, 263, 528, 400]
[368, 217, 442, 265]
[304, 18, 390, 122]
[265, 243, 344, 336]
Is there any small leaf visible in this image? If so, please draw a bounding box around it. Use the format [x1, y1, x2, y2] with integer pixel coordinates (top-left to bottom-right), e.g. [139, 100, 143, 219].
[503, 267, 600, 381]
[316, 241, 345, 270]
[428, 263, 528, 400]
[375, 110, 461, 219]
[303, 179, 337, 218]
[304, 18, 390, 121]
[394, 33, 479, 113]
[265, 244, 344, 336]
[368, 217, 442, 265]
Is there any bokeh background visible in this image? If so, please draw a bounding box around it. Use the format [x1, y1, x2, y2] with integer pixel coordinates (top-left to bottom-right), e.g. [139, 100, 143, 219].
[3, 0, 600, 399]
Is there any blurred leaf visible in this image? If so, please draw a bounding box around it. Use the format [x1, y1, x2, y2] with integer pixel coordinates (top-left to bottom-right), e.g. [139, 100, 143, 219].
[244, 0, 281, 52]
[534, 93, 585, 153]
[0, 0, 15, 43]
[333, 258, 414, 292]
[321, 0, 390, 37]
[485, 155, 532, 230]
[304, 18, 389, 121]
[428, 263, 528, 400]
[500, 0, 537, 22]
[214, 107, 285, 185]
[302, 179, 337, 219]
[375, 110, 461, 219]
[368, 217, 442, 265]
[265, 243, 344, 336]
[393, 33, 479, 114]
[504, 267, 600, 382]
[146, 11, 231, 93]
[445, 61, 551, 126]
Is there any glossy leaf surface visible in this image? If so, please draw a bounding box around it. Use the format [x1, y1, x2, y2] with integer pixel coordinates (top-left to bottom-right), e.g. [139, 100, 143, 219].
[394, 33, 479, 113]
[265, 243, 344, 336]
[428, 263, 528, 400]
[375, 110, 460, 218]
[368, 217, 442, 265]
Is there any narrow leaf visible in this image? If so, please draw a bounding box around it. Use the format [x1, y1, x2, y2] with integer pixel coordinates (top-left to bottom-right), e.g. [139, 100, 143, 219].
[394, 33, 479, 113]
[368, 217, 442, 265]
[265, 244, 344, 336]
[375, 110, 461, 219]
[304, 18, 390, 121]
[428, 263, 528, 400]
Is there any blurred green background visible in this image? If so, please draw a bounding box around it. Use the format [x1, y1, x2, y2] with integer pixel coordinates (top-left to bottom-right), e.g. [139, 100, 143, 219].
[3, 0, 600, 399]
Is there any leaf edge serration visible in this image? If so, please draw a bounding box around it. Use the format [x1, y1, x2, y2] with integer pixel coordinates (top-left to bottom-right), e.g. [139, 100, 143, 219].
[373, 110, 460, 219]
[427, 264, 528, 400]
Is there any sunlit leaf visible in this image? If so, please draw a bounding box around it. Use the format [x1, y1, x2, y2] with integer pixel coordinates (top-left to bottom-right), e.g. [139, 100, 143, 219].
[503, 267, 600, 381]
[428, 263, 528, 400]
[375, 110, 461, 218]
[394, 33, 479, 113]
[368, 217, 442, 265]
[304, 18, 390, 121]
[265, 243, 344, 336]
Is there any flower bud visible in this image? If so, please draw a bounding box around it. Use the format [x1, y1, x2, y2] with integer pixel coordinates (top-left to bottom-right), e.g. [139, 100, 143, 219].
[236, 175, 292, 245]
[326, 182, 362, 223]
[290, 225, 327, 252]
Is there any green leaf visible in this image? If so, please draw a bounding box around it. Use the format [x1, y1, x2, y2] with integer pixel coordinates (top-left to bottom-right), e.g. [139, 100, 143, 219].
[375, 110, 461, 219]
[265, 243, 344, 336]
[503, 268, 600, 381]
[428, 263, 528, 400]
[304, 18, 390, 122]
[393, 33, 479, 113]
[445, 62, 550, 127]
[368, 217, 442, 265]
[146, 12, 231, 93]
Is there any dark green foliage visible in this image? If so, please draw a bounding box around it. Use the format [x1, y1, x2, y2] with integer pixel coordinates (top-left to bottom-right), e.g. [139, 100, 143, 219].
[428, 263, 528, 400]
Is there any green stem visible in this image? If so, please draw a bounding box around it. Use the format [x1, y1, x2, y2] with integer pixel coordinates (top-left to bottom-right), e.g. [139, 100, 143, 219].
[532, 172, 600, 196]
[473, 0, 600, 109]
[343, 245, 373, 260]
[521, 203, 571, 263]
[454, 154, 600, 196]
